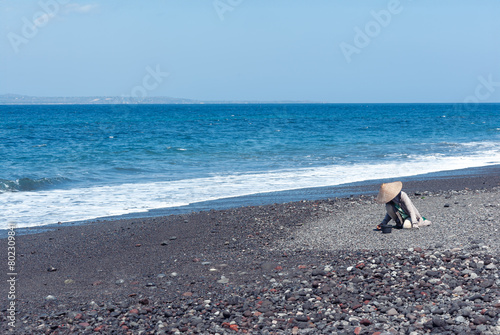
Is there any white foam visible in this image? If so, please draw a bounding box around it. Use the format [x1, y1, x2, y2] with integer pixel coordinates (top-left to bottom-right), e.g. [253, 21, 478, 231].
[2, 148, 500, 230]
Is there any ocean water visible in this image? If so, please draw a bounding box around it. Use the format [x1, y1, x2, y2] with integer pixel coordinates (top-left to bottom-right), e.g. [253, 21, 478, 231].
[1, 103, 500, 230]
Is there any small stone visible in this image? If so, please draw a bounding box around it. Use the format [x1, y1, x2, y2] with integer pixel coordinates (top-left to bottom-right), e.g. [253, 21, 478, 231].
[45, 295, 56, 301]
[386, 308, 398, 316]
[359, 318, 371, 326]
[47, 266, 57, 272]
[473, 316, 487, 325]
[115, 279, 125, 285]
[485, 263, 497, 270]
[444, 203, 450, 207]
[169, 236, 177, 240]
[480, 280, 494, 288]
[432, 317, 447, 328]
[64, 279, 74, 285]
[217, 275, 229, 284]
[426, 270, 441, 278]
[160, 241, 169, 246]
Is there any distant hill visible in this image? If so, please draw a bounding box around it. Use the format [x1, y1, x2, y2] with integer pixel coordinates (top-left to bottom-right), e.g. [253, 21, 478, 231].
[0, 94, 199, 105]
[0, 94, 315, 105]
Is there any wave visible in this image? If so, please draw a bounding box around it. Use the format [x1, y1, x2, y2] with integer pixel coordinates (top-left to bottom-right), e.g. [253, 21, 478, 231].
[2, 149, 500, 230]
[455, 141, 500, 148]
[0, 177, 71, 193]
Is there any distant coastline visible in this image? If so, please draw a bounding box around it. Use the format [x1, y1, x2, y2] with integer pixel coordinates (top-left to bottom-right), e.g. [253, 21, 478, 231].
[2, 94, 500, 105]
[0, 94, 316, 105]
[0, 93, 199, 105]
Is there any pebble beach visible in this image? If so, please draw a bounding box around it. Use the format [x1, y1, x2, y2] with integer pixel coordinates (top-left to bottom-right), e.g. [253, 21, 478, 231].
[1, 174, 500, 335]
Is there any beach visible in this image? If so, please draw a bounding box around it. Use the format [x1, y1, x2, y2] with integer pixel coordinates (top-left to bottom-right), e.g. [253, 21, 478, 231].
[1, 172, 499, 334]
[2, 0, 500, 333]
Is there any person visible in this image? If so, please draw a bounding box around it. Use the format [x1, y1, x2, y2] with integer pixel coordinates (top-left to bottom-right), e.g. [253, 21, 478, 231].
[375, 181, 431, 230]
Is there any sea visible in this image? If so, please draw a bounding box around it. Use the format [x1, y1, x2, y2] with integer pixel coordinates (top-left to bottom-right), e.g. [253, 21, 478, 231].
[1, 103, 500, 231]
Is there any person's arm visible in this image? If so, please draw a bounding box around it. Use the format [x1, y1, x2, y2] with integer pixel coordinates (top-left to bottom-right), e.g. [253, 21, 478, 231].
[380, 213, 391, 226]
[400, 192, 418, 224]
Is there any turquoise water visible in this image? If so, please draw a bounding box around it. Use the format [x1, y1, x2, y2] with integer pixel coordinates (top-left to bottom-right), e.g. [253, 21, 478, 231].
[1, 103, 499, 228]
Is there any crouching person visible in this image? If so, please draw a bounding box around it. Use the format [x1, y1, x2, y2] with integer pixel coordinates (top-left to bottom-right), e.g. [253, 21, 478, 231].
[375, 181, 431, 230]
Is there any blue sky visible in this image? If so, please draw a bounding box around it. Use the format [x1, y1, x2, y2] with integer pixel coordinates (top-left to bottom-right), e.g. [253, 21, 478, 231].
[1, 0, 499, 103]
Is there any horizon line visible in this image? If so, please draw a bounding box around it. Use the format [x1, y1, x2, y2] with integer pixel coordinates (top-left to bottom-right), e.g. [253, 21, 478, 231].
[1, 93, 500, 105]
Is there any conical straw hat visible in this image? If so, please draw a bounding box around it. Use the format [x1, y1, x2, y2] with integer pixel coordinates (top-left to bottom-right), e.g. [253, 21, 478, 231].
[375, 181, 402, 204]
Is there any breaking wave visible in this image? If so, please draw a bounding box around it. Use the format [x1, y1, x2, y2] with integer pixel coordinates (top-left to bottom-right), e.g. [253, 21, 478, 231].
[0, 177, 71, 193]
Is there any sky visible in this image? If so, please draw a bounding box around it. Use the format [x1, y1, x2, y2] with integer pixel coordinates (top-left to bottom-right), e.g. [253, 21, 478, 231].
[1, 0, 499, 103]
